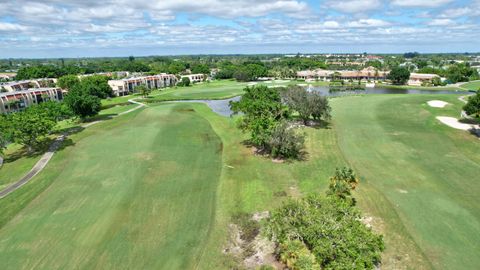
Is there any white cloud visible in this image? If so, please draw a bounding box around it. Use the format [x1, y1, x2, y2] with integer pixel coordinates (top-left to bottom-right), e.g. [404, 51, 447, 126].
[0, 22, 28, 32]
[428, 18, 455, 26]
[347, 19, 391, 27]
[326, 0, 382, 13]
[391, 0, 453, 8]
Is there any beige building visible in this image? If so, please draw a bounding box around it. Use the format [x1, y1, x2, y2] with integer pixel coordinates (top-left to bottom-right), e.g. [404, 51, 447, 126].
[108, 74, 177, 96]
[0, 88, 64, 114]
[408, 73, 440, 86]
[180, 74, 205, 83]
[297, 67, 388, 81]
[2, 78, 57, 92]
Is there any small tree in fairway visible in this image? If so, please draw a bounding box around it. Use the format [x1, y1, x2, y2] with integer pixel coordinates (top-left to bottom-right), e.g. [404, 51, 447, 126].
[230, 85, 288, 149]
[268, 121, 305, 159]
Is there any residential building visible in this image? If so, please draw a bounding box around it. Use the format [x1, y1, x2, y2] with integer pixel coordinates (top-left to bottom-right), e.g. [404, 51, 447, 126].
[0, 73, 16, 80]
[2, 78, 57, 92]
[0, 88, 64, 114]
[180, 74, 205, 83]
[108, 74, 177, 96]
[297, 67, 388, 81]
[408, 73, 440, 86]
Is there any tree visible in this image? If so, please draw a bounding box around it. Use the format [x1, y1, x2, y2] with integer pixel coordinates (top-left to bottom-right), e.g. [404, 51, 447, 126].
[191, 64, 210, 75]
[77, 75, 113, 98]
[6, 106, 57, 152]
[136, 84, 151, 98]
[57, 74, 80, 90]
[463, 91, 480, 117]
[181, 77, 191, 87]
[230, 85, 288, 148]
[0, 115, 9, 156]
[327, 167, 359, 204]
[37, 101, 73, 121]
[282, 86, 331, 125]
[387, 66, 410, 85]
[268, 121, 305, 159]
[64, 88, 101, 120]
[308, 91, 331, 122]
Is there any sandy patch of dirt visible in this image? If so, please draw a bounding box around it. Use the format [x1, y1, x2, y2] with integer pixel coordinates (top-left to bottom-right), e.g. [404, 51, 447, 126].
[436, 116, 479, 131]
[427, 100, 449, 108]
[224, 212, 284, 269]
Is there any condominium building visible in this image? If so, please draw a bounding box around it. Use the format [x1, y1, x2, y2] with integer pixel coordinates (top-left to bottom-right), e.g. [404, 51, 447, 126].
[297, 67, 388, 81]
[180, 74, 205, 83]
[407, 73, 440, 86]
[0, 88, 64, 114]
[108, 74, 177, 96]
[2, 78, 57, 92]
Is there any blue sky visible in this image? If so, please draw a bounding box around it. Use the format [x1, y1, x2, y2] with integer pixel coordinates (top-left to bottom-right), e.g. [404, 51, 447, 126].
[0, 0, 479, 58]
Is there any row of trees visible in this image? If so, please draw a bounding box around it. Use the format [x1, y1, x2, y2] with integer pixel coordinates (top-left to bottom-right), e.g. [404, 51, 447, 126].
[266, 167, 384, 269]
[0, 102, 71, 153]
[230, 85, 331, 159]
[0, 75, 114, 155]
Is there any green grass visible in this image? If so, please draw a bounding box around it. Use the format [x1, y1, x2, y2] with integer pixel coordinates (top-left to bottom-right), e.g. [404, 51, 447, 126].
[460, 80, 480, 91]
[331, 94, 480, 269]
[0, 104, 224, 269]
[2, 92, 479, 269]
[376, 82, 463, 91]
[0, 100, 346, 269]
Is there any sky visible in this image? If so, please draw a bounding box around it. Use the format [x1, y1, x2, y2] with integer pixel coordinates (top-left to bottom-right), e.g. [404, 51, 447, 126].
[0, 0, 479, 58]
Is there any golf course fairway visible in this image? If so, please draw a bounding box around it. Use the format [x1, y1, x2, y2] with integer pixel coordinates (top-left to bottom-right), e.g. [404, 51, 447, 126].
[332, 94, 480, 270]
[0, 103, 223, 269]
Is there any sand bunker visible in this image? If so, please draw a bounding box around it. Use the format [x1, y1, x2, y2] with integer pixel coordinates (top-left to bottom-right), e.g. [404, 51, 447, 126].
[428, 100, 449, 108]
[436, 116, 479, 131]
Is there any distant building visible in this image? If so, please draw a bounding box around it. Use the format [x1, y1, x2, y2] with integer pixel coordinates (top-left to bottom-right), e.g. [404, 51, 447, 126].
[2, 78, 57, 92]
[0, 73, 16, 80]
[0, 88, 64, 114]
[297, 67, 388, 81]
[408, 73, 440, 86]
[108, 74, 177, 96]
[180, 74, 205, 83]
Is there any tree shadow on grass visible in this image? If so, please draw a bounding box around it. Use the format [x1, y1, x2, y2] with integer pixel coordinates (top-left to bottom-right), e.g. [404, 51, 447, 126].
[240, 139, 308, 163]
[459, 117, 480, 125]
[83, 114, 117, 123]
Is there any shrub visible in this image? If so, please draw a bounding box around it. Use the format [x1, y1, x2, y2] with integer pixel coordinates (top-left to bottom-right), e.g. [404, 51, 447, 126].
[266, 195, 384, 270]
[268, 122, 305, 159]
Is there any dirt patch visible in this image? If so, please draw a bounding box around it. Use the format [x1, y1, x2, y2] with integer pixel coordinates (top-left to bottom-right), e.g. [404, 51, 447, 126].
[134, 152, 154, 161]
[224, 212, 283, 269]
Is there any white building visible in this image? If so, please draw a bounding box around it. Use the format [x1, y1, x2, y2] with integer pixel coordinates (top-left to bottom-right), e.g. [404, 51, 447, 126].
[0, 88, 64, 114]
[108, 74, 177, 96]
[2, 78, 57, 92]
[180, 74, 205, 83]
[408, 73, 440, 86]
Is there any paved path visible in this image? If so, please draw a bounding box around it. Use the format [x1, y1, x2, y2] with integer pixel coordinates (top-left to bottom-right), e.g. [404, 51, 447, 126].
[0, 135, 65, 199]
[0, 101, 145, 199]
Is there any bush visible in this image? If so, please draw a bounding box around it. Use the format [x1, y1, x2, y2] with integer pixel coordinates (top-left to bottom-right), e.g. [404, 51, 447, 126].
[463, 91, 480, 117]
[266, 194, 384, 270]
[268, 122, 305, 159]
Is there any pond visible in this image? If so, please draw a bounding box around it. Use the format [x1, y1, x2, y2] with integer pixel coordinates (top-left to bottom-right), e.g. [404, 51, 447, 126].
[308, 86, 466, 96]
[178, 87, 465, 117]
